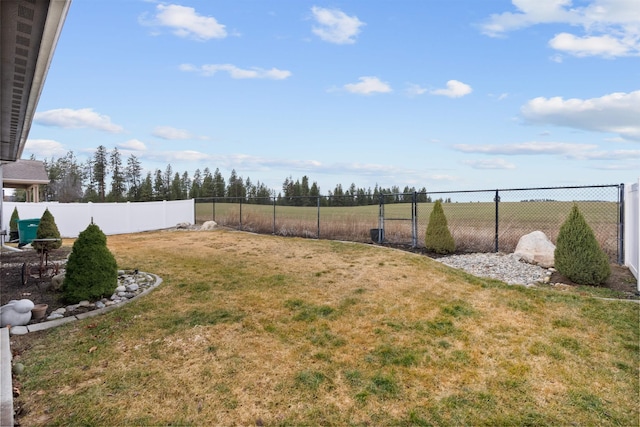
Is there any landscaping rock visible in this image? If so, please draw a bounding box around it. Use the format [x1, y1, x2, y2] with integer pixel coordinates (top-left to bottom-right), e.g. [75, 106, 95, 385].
[514, 231, 556, 268]
[201, 220, 218, 231]
[51, 273, 65, 291]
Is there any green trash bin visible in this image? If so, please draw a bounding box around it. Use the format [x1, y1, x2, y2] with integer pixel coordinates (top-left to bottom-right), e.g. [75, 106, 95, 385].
[17, 218, 40, 247]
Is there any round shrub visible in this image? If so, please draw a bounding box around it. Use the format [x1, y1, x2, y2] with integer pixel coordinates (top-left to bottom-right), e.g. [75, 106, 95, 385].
[554, 204, 610, 285]
[425, 200, 456, 254]
[62, 223, 118, 303]
[32, 208, 62, 252]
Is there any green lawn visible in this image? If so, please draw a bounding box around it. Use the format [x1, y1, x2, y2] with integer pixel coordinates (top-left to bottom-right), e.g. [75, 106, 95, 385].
[13, 230, 639, 426]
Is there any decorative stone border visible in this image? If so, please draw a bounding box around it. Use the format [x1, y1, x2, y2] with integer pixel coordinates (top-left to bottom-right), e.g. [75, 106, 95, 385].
[0, 272, 162, 427]
[8, 272, 162, 335]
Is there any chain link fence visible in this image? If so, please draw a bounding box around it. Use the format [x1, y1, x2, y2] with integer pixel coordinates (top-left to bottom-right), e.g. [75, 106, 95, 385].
[195, 184, 624, 263]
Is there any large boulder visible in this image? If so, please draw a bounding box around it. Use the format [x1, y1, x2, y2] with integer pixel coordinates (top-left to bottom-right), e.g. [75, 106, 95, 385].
[200, 221, 218, 231]
[514, 231, 556, 268]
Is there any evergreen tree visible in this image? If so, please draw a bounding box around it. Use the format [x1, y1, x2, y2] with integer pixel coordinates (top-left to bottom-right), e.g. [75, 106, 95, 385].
[153, 169, 165, 200]
[201, 168, 214, 198]
[310, 182, 321, 206]
[93, 145, 109, 201]
[227, 169, 246, 200]
[62, 223, 118, 303]
[170, 172, 183, 200]
[83, 158, 99, 202]
[554, 204, 611, 285]
[125, 154, 142, 201]
[161, 164, 173, 199]
[109, 148, 125, 202]
[9, 207, 19, 241]
[213, 168, 226, 198]
[43, 151, 85, 202]
[139, 172, 153, 201]
[425, 200, 455, 254]
[254, 181, 273, 201]
[189, 168, 202, 199]
[32, 208, 62, 252]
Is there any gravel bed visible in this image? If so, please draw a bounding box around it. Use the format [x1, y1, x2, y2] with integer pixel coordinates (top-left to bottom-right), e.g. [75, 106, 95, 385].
[435, 252, 552, 286]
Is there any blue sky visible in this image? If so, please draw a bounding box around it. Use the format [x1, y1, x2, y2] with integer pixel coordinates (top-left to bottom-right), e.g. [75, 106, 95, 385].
[25, 0, 640, 195]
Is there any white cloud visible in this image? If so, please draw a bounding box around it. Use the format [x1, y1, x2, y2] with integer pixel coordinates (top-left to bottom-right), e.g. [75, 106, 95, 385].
[549, 32, 632, 57]
[571, 149, 640, 160]
[118, 139, 147, 151]
[34, 108, 124, 133]
[431, 80, 473, 98]
[453, 141, 598, 155]
[343, 76, 392, 95]
[405, 84, 428, 97]
[311, 6, 365, 44]
[180, 63, 291, 80]
[520, 90, 640, 141]
[152, 126, 193, 140]
[24, 139, 67, 157]
[453, 141, 640, 165]
[143, 4, 227, 41]
[591, 161, 640, 170]
[463, 158, 516, 169]
[480, 0, 640, 58]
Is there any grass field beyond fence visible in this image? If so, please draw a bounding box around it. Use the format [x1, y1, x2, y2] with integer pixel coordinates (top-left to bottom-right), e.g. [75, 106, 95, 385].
[14, 230, 639, 426]
[196, 200, 620, 260]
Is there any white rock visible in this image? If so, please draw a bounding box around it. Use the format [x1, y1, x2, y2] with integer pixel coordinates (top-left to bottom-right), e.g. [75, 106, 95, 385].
[126, 284, 139, 292]
[115, 285, 126, 293]
[46, 313, 64, 320]
[200, 220, 218, 231]
[9, 326, 28, 335]
[514, 231, 556, 268]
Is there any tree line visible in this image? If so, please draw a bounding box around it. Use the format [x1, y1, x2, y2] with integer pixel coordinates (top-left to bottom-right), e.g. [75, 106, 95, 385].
[16, 146, 433, 206]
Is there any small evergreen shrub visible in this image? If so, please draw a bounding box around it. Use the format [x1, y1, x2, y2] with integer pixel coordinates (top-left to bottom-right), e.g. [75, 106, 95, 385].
[425, 200, 456, 254]
[554, 204, 610, 285]
[62, 223, 118, 303]
[9, 207, 19, 240]
[32, 208, 62, 252]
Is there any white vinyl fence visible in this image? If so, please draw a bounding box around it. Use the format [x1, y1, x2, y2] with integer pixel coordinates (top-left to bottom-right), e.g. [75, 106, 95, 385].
[625, 179, 639, 289]
[2, 199, 194, 238]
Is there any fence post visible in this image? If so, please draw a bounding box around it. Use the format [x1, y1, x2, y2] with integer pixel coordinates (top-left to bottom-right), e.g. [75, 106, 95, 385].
[378, 194, 385, 243]
[619, 183, 625, 265]
[272, 197, 276, 235]
[317, 195, 321, 239]
[239, 198, 243, 230]
[412, 191, 418, 248]
[494, 190, 499, 252]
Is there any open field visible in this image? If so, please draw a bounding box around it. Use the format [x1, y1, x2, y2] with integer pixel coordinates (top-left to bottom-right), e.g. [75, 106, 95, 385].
[12, 229, 638, 426]
[196, 200, 620, 259]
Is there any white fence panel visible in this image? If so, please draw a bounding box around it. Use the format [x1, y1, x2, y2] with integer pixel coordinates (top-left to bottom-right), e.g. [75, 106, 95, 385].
[625, 179, 639, 288]
[2, 200, 194, 238]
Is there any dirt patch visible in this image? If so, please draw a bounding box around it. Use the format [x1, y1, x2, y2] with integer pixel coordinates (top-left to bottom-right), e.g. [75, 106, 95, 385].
[1, 247, 73, 321]
[549, 264, 638, 298]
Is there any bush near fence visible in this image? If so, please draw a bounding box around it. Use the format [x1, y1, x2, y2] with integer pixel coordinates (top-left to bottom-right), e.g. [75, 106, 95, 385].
[196, 184, 624, 263]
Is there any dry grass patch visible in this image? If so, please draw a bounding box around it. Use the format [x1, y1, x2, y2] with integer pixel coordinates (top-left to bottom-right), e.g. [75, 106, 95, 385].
[12, 229, 639, 426]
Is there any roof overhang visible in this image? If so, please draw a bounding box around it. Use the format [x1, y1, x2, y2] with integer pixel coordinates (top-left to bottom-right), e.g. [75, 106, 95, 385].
[1, 0, 72, 163]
